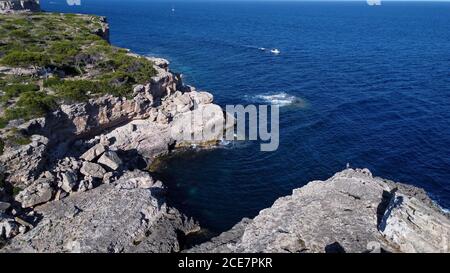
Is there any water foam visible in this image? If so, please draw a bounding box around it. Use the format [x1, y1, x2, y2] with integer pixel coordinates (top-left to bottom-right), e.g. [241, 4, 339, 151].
[252, 92, 305, 107]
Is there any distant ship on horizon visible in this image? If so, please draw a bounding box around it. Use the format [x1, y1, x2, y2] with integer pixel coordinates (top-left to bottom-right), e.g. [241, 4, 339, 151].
[367, 0, 382, 6]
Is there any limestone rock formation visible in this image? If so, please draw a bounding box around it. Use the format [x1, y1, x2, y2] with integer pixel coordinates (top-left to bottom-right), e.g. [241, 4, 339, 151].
[1, 170, 199, 253]
[188, 169, 450, 253]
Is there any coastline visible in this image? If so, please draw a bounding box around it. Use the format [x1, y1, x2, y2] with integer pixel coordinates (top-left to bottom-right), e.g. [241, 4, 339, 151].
[0, 8, 449, 253]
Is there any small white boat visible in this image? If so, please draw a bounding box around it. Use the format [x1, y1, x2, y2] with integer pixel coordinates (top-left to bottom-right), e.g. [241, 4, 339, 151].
[270, 48, 280, 55]
[259, 47, 266, 51]
[367, 0, 381, 6]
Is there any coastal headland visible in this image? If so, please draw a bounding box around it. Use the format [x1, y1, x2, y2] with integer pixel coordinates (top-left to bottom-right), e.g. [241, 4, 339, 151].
[0, 3, 449, 253]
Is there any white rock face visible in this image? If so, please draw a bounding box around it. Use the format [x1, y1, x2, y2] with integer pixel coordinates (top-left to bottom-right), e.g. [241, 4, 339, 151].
[380, 192, 450, 252]
[188, 169, 450, 253]
[170, 104, 226, 146]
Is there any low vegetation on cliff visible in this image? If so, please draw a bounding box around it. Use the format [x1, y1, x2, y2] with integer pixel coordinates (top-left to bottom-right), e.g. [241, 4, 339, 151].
[0, 12, 156, 132]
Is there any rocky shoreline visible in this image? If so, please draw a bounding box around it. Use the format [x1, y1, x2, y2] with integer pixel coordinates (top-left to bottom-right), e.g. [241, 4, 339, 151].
[0, 7, 449, 253]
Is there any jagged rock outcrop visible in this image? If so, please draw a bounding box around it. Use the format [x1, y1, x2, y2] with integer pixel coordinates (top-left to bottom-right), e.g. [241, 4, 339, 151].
[0, 135, 49, 187]
[188, 169, 450, 253]
[94, 16, 110, 42]
[1, 170, 199, 253]
[1, 56, 230, 189]
[0, 0, 40, 13]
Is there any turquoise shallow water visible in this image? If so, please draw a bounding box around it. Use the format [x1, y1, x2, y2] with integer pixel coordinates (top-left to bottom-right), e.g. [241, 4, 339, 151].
[42, 0, 450, 232]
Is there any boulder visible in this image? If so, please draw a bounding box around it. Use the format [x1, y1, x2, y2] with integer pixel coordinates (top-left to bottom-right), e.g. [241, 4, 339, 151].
[80, 162, 106, 179]
[76, 177, 94, 193]
[102, 172, 114, 184]
[15, 177, 55, 208]
[80, 144, 106, 162]
[115, 170, 155, 190]
[60, 172, 78, 193]
[97, 151, 122, 171]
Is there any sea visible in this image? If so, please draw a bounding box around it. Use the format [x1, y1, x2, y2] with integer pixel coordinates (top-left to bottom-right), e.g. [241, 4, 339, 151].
[41, 0, 450, 233]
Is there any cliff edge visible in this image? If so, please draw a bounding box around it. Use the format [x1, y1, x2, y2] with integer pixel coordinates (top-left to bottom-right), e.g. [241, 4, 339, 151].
[188, 169, 450, 253]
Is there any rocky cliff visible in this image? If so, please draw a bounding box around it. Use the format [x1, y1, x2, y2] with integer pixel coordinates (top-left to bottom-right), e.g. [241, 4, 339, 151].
[188, 169, 450, 253]
[0, 0, 40, 13]
[0, 11, 232, 251]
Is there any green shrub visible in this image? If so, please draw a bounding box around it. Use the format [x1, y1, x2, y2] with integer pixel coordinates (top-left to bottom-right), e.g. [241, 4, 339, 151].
[0, 51, 50, 67]
[48, 41, 81, 65]
[0, 118, 7, 129]
[104, 53, 156, 84]
[10, 29, 30, 39]
[16, 91, 57, 114]
[49, 41, 79, 55]
[53, 80, 101, 102]
[2, 24, 17, 31]
[1, 83, 40, 103]
[3, 91, 57, 122]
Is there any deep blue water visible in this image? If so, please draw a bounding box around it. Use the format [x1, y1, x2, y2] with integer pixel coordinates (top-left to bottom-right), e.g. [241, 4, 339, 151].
[41, 0, 450, 233]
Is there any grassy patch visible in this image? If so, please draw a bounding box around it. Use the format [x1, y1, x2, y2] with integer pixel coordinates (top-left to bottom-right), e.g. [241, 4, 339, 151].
[1, 83, 40, 103]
